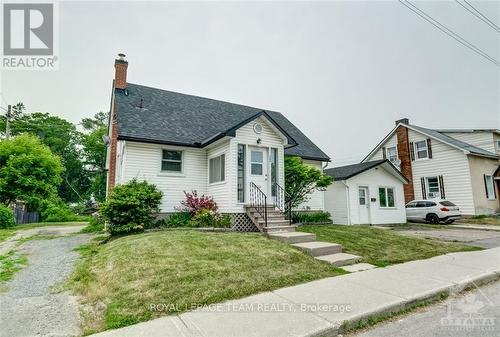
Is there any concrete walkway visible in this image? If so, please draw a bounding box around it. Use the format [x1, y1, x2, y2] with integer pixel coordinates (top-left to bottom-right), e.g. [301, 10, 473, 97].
[90, 247, 500, 337]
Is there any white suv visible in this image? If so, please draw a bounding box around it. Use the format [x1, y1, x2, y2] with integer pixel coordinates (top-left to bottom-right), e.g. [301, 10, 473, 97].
[405, 199, 461, 224]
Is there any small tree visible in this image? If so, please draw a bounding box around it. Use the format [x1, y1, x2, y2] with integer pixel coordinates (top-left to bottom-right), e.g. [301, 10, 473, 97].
[284, 156, 333, 211]
[0, 134, 63, 210]
[100, 179, 163, 235]
[0, 205, 15, 228]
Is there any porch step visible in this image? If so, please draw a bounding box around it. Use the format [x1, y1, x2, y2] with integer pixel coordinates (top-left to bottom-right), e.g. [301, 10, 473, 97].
[315, 253, 362, 267]
[258, 219, 290, 226]
[263, 225, 297, 233]
[268, 232, 316, 244]
[291, 241, 342, 257]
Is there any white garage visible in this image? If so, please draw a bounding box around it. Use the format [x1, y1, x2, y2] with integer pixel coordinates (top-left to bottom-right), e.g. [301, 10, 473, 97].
[324, 160, 408, 225]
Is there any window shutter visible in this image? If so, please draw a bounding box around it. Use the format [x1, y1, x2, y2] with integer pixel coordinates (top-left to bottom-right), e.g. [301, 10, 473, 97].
[439, 175, 445, 199]
[382, 147, 387, 159]
[427, 138, 433, 159]
[421, 177, 427, 199]
[484, 174, 489, 198]
[409, 142, 415, 161]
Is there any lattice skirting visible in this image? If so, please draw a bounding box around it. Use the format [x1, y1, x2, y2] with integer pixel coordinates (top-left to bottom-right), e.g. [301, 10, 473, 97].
[226, 213, 259, 232]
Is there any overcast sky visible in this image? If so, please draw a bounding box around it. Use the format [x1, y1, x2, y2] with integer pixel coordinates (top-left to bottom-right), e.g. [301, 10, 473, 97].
[1, 0, 499, 166]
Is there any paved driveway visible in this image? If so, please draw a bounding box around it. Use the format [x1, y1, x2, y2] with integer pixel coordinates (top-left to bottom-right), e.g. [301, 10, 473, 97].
[396, 227, 500, 249]
[0, 226, 92, 337]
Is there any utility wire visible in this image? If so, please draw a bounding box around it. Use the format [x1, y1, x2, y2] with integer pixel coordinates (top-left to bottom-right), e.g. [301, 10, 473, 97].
[463, 0, 500, 32]
[456, 1, 500, 33]
[399, 0, 500, 67]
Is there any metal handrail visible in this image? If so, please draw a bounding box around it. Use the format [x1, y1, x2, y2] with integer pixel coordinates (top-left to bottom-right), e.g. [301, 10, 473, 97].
[249, 182, 267, 227]
[272, 183, 292, 226]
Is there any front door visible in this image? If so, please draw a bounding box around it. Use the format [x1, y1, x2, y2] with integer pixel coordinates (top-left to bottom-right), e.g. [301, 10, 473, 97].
[249, 147, 268, 196]
[358, 186, 370, 224]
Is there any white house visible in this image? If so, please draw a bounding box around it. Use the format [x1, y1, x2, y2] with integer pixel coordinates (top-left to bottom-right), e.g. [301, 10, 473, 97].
[105, 54, 330, 231]
[363, 119, 500, 216]
[324, 160, 408, 225]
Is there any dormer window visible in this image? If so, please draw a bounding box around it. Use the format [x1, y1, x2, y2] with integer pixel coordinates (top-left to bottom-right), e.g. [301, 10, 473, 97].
[415, 140, 428, 159]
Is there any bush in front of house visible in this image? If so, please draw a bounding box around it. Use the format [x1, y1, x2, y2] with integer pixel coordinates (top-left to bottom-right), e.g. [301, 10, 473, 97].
[40, 199, 85, 222]
[164, 212, 192, 228]
[180, 190, 218, 215]
[292, 211, 332, 224]
[0, 204, 15, 228]
[100, 179, 163, 235]
[191, 209, 231, 228]
[80, 215, 105, 233]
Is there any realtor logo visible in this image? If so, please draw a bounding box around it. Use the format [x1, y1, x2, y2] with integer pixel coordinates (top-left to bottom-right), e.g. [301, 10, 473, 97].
[1, 2, 58, 69]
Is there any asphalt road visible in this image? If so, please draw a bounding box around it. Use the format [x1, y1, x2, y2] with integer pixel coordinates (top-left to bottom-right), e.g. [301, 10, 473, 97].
[353, 280, 500, 337]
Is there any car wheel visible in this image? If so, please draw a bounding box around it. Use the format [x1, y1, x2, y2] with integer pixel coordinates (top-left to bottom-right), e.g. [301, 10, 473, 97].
[427, 213, 440, 224]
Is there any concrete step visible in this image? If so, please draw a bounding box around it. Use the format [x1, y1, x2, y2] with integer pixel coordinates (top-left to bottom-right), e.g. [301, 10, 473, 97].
[263, 226, 297, 233]
[251, 213, 286, 220]
[315, 253, 362, 267]
[268, 232, 316, 244]
[257, 219, 289, 226]
[291, 241, 342, 257]
[340, 263, 376, 273]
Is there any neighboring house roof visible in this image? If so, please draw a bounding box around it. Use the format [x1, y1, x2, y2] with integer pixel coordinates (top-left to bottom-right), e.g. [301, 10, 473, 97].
[363, 123, 499, 162]
[437, 128, 500, 134]
[114, 83, 330, 162]
[325, 159, 408, 183]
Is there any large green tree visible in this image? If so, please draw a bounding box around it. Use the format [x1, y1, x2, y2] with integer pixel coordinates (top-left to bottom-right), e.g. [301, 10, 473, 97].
[2, 112, 89, 203]
[0, 134, 64, 209]
[81, 112, 108, 202]
[284, 156, 333, 211]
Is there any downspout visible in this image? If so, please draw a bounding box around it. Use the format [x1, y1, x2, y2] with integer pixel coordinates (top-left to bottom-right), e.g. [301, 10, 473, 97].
[341, 180, 351, 225]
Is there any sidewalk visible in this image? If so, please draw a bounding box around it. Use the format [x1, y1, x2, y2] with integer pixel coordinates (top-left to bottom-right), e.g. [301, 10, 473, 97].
[90, 248, 500, 337]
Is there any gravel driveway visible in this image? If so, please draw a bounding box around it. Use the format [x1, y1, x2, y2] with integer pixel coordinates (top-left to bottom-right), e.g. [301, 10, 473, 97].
[0, 228, 92, 337]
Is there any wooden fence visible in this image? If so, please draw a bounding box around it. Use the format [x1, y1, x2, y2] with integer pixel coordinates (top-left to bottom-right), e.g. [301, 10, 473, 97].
[14, 207, 40, 224]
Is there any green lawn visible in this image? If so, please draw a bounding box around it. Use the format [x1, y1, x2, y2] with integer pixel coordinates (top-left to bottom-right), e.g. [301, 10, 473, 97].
[66, 230, 345, 334]
[0, 251, 28, 290]
[298, 225, 481, 267]
[0, 222, 88, 244]
[458, 215, 500, 226]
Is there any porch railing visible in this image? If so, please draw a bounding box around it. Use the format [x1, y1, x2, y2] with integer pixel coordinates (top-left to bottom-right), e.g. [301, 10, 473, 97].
[249, 182, 267, 227]
[272, 183, 292, 226]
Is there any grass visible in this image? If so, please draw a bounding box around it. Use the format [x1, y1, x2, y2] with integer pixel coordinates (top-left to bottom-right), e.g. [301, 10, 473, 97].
[298, 225, 481, 267]
[458, 215, 500, 226]
[0, 250, 28, 290]
[66, 230, 345, 334]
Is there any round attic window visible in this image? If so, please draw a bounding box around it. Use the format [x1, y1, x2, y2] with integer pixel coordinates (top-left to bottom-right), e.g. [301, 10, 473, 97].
[253, 123, 263, 134]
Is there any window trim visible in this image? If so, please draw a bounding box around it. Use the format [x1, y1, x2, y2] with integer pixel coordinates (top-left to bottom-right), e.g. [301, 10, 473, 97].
[208, 153, 226, 185]
[160, 149, 184, 174]
[485, 175, 496, 200]
[414, 140, 429, 160]
[387, 146, 398, 162]
[425, 176, 441, 199]
[378, 186, 396, 208]
[237, 144, 246, 203]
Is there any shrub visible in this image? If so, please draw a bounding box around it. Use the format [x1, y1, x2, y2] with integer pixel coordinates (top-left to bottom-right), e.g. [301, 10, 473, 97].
[292, 211, 332, 224]
[41, 200, 79, 222]
[180, 190, 218, 215]
[80, 215, 105, 233]
[100, 179, 163, 235]
[165, 212, 192, 228]
[0, 205, 15, 229]
[191, 209, 231, 228]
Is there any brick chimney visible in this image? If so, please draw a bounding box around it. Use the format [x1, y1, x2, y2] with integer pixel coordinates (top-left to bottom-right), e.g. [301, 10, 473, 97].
[395, 119, 415, 202]
[395, 118, 409, 126]
[114, 53, 128, 90]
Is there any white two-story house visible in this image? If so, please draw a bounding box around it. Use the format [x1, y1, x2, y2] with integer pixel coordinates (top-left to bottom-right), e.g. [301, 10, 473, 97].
[363, 118, 500, 216]
[105, 54, 330, 231]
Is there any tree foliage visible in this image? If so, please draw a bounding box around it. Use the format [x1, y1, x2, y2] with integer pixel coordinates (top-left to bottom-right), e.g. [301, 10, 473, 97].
[0, 134, 64, 209]
[284, 156, 333, 211]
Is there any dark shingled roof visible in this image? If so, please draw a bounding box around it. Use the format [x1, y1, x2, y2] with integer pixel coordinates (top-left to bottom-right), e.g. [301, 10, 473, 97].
[114, 83, 330, 162]
[325, 160, 388, 181]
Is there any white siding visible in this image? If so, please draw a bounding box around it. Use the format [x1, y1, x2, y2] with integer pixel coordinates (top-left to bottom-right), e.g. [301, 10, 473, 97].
[345, 167, 407, 225]
[206, 141, 231, 213]
[408, 129, 476, 215]
[468, 156, 500, 215]
[324, 182, 349, 224]
[442, 132, 496, 153]
[295, 159, 325, 211]
[370, 133, 398, 161]
[120, 141, 208, 212]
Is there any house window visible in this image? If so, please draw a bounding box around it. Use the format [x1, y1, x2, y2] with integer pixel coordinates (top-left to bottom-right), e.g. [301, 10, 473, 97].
[415, 140, 428, 159]
[426, 176, 440, 198]
[270, 148, 278, 197]
[496, 140, 500, 150]
[358, 188, 366, 205]
[209, 154, 225, 184]
[251, 150, 263, 175]
[387, 147, 398, 162]
[237, 145, 245, 202]
[379, 187, 395, 207]
[161, 150, 182, 172]
[485, 175, 496, 199]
